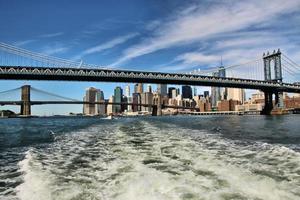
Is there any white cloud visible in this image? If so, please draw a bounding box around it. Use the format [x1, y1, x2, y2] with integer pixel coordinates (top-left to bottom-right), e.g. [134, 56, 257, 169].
[175, 53, 220, 65]
[74, 33, 138, 59]
[111, 0, 300, 66]
[40, 32, 64, 38]
[14, 39, 36, 46]
[42, 46, 69, 55]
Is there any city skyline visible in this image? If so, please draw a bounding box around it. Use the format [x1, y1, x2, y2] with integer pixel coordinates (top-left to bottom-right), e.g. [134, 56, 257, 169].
[1, 0, 300, 115]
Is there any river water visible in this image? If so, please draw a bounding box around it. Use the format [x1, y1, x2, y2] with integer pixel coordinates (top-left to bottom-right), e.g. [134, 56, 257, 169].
[0, 115, 300, 200]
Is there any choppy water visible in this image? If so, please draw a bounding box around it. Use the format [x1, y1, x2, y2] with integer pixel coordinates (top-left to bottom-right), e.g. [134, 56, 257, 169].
[1, 115, 300, 200]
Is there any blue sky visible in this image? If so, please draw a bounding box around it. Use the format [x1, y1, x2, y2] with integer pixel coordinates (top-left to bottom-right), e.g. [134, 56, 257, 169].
[0, 0, 300, 115]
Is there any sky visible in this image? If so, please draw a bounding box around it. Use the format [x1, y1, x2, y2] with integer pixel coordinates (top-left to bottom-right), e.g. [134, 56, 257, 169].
[0, 0, 300, 115]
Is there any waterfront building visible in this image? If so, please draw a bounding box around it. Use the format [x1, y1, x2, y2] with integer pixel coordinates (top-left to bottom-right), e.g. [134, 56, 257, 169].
[83, 87, 102, 115]
[227, 88, 246, 104]
[284, 96, 300, 108]
[218, 99, 240, 111]
[176, 94, 182, 102]
[251, 91, 265, 104]
[127, 96, 133, 112]
[95, 90, 105, 115]
[113, 87, 123, 113]
[157, 84, 168, 97]
[122, 96, 127, 112]
[182, 85, 192, 99]
[168, 98, 178, 106]
[132, 93, 141, 112]
[98, 99, 106, 115]
[162, 95, 169, 106]
[181, 98, 196, 108]
[236, 103, 263, 112]
[141, 92, 153, 112]
[107, 96, 114, 115]
[205, 102, 212, 111]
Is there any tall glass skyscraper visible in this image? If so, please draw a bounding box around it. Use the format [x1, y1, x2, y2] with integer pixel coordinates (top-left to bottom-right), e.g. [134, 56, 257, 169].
[113, 87, 123, 113]
[182, 85, 192, 99]
[83, 87, 102, 115]
[211, 67, 226, 108]
[157, 84, 167, 97]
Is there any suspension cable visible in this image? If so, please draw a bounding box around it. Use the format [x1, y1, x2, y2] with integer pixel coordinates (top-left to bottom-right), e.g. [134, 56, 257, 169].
[31, 87, 80, 101]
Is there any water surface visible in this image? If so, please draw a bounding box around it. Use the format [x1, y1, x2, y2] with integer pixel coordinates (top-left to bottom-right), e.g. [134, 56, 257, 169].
[1, 115, 300, 200]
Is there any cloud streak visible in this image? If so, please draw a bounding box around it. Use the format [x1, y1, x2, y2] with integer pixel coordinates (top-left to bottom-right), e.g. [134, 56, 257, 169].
[74, 33, 138, 60]
[111, 0, 300, 66]
[39, 32, 64, 38]
[13, 39, 36, 46]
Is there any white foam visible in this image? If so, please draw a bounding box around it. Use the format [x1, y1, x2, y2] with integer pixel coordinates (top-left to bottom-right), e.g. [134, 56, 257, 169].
[12, 120, 300, 200]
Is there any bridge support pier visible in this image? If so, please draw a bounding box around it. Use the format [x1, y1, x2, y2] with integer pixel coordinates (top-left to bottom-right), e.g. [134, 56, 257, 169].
[275, 91, 284, 108]
[261, 91, 286, 115]
[261, 91, 273, 115]
[21, 85, 31, 116]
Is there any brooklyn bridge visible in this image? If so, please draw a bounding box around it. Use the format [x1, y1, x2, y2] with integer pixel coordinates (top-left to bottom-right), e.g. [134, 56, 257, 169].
[0, 42, 300, 116]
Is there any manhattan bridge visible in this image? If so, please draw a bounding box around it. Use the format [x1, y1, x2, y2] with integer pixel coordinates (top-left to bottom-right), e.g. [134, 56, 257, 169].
[0, 42, 300, 116]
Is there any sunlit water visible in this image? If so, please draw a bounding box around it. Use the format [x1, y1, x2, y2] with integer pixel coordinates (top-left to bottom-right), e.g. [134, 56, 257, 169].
[0, 115, 300, 200]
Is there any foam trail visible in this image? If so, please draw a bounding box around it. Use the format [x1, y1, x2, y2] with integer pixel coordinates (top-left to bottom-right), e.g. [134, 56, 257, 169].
[2, 116, 299, 200]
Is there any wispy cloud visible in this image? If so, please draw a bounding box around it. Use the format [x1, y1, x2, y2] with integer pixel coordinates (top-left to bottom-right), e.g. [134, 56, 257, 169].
[111, 0, 300, 66]
[74, 33, 138, 59]
[13, 39, 36, 46]
[41, 43, 69, 56]
[39, 32, 64, 38]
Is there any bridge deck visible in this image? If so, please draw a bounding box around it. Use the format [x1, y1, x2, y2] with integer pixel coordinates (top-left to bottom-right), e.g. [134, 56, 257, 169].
[0, 66, 300, 93]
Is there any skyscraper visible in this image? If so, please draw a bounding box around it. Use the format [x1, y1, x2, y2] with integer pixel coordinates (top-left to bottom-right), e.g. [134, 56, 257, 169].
[107, 96, 114, 115]
[227, 88, 246, 104]
[147, 84, 152, 93]
[193, 86, 197, 96]
[83, 87, 102, 115]
[168, 87, 177, 98]
[141, 92, 153, 112]
[134, 83, 143, 94]
[127, 96, 133, 112]
[132, 93, 141, 112]
[95, 90, 105, 115]
[218, 66, 226, 78]
[204, 91, 209, 99]
[171, 89, 177, 99]
[157, 84, 167, 97]
[211, 75, 220, 108]
[219, 66, 227, 100]
[113, 87, 123, 113]
[134, 84, 138, 93]
[182, 85, 192, 99]
[211, 67, 226, 107]
[125, 84, 130, 97]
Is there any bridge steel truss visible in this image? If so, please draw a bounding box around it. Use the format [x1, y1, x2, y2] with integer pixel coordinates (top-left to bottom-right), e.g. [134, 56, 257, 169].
[0, 66, 300, 93]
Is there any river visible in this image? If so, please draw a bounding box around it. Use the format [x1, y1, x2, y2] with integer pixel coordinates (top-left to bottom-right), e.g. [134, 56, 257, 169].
[0, 115, 300, 200]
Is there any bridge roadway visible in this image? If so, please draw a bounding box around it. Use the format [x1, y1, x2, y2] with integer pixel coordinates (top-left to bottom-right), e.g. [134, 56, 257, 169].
[0, 101, 197, 110]
[1, 66, 300, 93]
